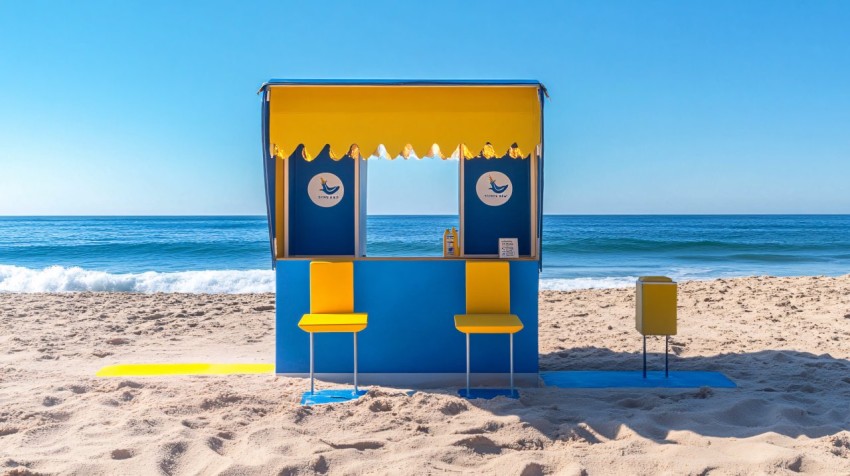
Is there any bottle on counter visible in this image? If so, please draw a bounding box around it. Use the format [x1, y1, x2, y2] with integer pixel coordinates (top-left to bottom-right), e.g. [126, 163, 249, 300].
[451, 226, 459, 256]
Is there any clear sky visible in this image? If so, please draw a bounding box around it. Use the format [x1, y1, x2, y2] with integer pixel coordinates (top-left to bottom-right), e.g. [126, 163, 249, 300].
[1, 1, 849, 215]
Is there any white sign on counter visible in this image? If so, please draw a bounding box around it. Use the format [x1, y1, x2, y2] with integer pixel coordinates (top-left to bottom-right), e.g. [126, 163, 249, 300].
[499, 238, 518, 259]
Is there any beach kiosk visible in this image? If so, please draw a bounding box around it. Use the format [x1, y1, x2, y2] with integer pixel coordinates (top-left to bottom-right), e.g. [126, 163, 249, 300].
[258, 80, 546, 398]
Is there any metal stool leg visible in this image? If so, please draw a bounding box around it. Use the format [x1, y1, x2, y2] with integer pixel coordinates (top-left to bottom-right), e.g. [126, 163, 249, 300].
[310, 332, 315, 395]
[642, 335, 647, 379]
[353, 332, 358, 393]
[466, 333, 470, 395]
[509, 333, 514, 392]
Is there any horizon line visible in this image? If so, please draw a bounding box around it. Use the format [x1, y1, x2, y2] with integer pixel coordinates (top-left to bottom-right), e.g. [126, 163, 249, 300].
[1, 213, 849, 218]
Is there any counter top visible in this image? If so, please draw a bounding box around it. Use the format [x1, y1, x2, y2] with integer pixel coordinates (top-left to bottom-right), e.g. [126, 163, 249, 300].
[277, 256, 537, 262]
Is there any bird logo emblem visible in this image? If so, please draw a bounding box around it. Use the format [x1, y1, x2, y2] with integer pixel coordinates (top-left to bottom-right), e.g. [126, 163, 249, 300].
[488, 175, 509, 194]
[319, 176, 340, 195]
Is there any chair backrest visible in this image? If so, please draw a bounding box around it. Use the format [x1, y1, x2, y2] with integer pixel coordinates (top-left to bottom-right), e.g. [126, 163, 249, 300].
[310, 261, 354, 314]
[465, 261, 510, 314]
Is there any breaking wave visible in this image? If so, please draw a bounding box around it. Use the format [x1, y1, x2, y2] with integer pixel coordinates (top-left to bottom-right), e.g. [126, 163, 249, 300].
[0, 265, 275, 293]
[539, 276, 638, 291]
[0, 264, 646, 294]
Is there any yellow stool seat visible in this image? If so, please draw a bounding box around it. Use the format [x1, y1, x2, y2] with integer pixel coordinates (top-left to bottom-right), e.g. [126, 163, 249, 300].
[299, 314, 368, 333]
[454, 314, 523, 334]
[300, 261, 367, 397]
[456, 261, 523, 394]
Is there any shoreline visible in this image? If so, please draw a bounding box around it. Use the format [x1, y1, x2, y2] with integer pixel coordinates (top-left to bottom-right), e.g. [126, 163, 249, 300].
[2, 275, 850, 474]
[2, 261, 849, 294]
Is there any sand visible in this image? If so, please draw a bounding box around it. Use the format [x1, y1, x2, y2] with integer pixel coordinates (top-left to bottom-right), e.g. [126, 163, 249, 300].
[2, 275, 850, 475]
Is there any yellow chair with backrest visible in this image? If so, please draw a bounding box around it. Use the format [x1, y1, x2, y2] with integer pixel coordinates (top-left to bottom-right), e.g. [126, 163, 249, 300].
[454, 261, 523, 395]
[297, 261, 367, 395]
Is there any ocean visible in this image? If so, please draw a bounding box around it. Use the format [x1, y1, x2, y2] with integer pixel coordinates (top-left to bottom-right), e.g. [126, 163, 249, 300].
[0, 215, 848, 293]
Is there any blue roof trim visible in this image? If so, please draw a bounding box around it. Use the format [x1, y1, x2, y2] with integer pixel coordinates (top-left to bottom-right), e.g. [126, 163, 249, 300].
[258, 79, 548, 97]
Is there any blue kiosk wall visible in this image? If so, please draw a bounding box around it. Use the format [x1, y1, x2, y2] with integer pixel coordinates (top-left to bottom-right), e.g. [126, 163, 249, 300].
[275, 259, 539, 382]
[287, 146, 356, 256]
[463, 156, 531, 256]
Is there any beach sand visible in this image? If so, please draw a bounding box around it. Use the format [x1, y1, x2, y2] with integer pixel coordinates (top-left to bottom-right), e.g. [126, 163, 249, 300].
[2, 275, 850, 475]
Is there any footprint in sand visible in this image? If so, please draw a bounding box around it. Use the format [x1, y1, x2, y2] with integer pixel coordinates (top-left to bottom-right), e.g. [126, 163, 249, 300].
[452, 435, 502, 455]
[206, 436, 224, 455]
[368, 399, 392, 412]
[42, 396, 61, 407]
[111, 449, 134, 460]
[312, 455, 329, 474]
[181, 419, 207, 430]
[439, 400, 468, 416]
[158, 441, 187, 476]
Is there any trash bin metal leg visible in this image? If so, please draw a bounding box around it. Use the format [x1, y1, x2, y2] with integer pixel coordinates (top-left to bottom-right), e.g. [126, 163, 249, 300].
[310, 332, 315, 395]
[642, 335, 647, 379]
[665, 335, 669, 378]
[353, 332, 358, 393]
[509, 333, 514, 391]
[466, 333, 471, 395]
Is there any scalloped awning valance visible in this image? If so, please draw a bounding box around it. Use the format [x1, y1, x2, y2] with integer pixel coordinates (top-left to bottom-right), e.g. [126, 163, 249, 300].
[271, 142, 529, 161]
[266, 83, 543, 160]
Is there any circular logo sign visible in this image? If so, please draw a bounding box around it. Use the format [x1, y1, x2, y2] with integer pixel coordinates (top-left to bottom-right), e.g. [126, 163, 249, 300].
[475, 171, 512, 206]
[307, 173, 344, 207]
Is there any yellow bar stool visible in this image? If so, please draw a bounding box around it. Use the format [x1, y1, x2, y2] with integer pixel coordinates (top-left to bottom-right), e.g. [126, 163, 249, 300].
[297, 261, 368, 398]
[454, 261, 524, 397]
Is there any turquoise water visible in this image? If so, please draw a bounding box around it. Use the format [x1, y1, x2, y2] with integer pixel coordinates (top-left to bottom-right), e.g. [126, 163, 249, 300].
[0, 215, 848, 292]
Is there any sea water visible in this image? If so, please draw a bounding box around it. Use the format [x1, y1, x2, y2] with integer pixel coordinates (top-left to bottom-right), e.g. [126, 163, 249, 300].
[0, 215, 848, 293]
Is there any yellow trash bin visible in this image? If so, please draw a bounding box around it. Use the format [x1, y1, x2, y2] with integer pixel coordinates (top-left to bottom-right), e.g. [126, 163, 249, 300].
[635, 276, 677, 377]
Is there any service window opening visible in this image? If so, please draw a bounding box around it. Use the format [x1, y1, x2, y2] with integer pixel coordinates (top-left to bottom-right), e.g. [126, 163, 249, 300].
[366, 157, 459, 257]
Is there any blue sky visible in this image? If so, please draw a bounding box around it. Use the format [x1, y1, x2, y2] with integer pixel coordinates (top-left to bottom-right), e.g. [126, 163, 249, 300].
[1, 1, 849, 215]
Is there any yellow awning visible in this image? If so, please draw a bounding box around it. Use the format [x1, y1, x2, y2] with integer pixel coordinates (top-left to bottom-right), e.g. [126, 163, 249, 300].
[267, 85, 542, 160]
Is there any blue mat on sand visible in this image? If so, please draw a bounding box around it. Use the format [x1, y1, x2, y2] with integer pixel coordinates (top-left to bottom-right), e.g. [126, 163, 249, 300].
[458, 388, 519, 399]
[301, 389, 367, 405]
[541, 371, 736, 389]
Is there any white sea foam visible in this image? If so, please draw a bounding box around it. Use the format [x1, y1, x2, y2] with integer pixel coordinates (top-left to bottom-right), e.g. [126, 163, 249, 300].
[0, 265, 275, 293]
[539, 276, 638, 291]
[0, 264, 705, 294]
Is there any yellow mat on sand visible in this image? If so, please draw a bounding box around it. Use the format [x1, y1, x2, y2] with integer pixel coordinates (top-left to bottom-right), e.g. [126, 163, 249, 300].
[96, 363, 274, 377]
